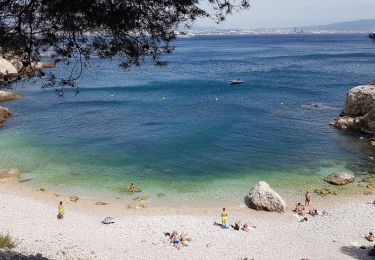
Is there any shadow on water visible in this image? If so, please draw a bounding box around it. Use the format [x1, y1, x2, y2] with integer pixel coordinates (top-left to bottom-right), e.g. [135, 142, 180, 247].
[340, 246, 373, 260]
[0, 250, 49, 260]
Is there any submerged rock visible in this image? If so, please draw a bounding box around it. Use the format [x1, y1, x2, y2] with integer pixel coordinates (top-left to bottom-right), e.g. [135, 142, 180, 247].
[246, 181, 287, 213]
[314, 188, 338, 196]
[70, 195, 79, 202]
[367, 182, 375, 189]
[0, 106, 12, 127]
[324, 172, 355, 185]
[0, 168, 20, 181]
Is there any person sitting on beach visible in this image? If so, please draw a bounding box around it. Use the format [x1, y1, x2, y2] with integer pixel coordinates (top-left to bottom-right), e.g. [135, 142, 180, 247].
[305, 191, 311, 206]
[129, 183, 136, 193]
[297, 204, 305, 216]
[242, 223, 250, 232]
[57, 201, 64, 219]
[365, 232, 374, 242]
[294, 203, 302, 212]
[231, 221, 241, 231]
[221, 208, 228, 228]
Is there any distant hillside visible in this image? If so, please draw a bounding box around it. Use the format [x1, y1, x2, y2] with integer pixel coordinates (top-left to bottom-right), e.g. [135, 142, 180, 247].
[310, 19, 375, 32]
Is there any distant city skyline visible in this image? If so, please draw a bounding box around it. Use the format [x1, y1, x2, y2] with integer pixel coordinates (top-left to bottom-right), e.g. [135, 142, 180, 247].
[195, 0, 375, 29]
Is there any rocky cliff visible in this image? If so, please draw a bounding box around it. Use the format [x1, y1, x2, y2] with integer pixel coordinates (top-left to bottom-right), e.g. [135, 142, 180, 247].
[330, 85, 375, 137]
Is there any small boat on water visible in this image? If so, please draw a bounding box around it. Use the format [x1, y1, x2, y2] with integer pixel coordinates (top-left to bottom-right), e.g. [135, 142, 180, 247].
[228, 79, 245, 85]
[369, 33, 375, 40]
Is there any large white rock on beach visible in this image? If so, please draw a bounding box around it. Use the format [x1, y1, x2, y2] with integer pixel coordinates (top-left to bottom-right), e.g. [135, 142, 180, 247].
[324, 172, 355, 185]
[247, 181, 287, 213]
[330, 85, 375, 134]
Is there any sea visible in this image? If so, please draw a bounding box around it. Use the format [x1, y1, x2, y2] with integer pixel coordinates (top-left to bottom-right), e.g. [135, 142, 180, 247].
[1, 34, 375, 206]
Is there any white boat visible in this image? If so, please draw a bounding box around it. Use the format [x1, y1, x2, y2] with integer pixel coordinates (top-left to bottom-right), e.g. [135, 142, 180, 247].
[228, 79, 245, 85]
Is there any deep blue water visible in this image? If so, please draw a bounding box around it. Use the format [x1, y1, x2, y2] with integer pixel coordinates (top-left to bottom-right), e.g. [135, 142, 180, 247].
[1, 34, 375, 203]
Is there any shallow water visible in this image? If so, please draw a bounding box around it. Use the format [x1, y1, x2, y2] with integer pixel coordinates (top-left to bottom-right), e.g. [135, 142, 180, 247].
[1, 34, 375, 206]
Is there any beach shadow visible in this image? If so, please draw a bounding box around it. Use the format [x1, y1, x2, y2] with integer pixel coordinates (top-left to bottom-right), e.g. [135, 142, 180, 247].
[0, 250, 49, 259]
[340, 246, 371, 260]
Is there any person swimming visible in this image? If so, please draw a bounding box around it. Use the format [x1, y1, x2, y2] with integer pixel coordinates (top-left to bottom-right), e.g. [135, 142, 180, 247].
[221, 208, 228, 228]
[57, 201, 64, 219]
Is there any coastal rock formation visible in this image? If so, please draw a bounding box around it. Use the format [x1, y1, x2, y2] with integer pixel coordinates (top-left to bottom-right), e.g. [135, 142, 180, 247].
[314, 188, 338, 196]
[330, 85, 375, 134]
[246, 181, 287, 213]
[0, 168, 20, 181]
[0, 58, 18, 77]
[324, 172, 355, 185]
[0, 106, 12, 127]
[0, 91, 21, 101]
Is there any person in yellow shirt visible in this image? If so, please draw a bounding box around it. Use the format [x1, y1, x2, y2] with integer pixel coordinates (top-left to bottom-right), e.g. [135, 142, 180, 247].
[57, 201, 64, 219]
[221, 208, 228, 228]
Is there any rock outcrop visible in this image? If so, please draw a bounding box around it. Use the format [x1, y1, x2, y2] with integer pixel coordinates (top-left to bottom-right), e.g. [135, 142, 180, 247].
[324, 172, 355, 185]
[0, 168, 20, 181]
[0, 58, 18, 77]
[246, 181, 287, 213]
[0, 91, 21, 101]
[330, 85, 375, 134]
[0, 106, 12, 127]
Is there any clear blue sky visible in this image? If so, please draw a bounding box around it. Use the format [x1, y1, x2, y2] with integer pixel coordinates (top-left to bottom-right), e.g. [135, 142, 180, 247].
[195, 0, 375, 29]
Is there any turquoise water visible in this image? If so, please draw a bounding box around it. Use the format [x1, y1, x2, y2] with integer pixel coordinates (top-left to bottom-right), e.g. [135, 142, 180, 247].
[1, 34, 375, 205]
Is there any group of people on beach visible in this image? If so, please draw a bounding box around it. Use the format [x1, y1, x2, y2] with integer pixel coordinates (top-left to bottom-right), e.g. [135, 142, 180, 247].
[294, 191, 327, 219]
[165, 231, 192, 250]
[214, 208, 250, 232]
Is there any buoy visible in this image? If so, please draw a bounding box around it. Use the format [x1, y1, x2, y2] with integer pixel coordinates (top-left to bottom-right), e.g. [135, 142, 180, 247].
[215, 97, 219, 101]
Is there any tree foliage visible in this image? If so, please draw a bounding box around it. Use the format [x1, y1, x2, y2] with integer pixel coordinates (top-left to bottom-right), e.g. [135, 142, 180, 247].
[0, 0, 249, 87]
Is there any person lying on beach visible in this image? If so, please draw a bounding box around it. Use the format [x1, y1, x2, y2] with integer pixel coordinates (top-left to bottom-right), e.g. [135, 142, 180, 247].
[365, 232, 374, 242]
[129, 183, 136, 193]
[221, 208, 228, 228]
[308, 209, 319, 217]
[242, 223, 250, 232]
[305, 191, 311, 206]
[57, 201, 64, 219]
[231, 221, 241, 231]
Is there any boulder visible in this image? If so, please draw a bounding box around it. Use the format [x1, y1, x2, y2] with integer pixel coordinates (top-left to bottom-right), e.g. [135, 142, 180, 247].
[0, 168, 20, 181]
[0, 106, 12, 127]
[0, 91, 20, 101]
[246, 181, 287, 213]
[324, 172, 355, 185]
[367, 182, 375, 189]
[331, 85, 375, 134]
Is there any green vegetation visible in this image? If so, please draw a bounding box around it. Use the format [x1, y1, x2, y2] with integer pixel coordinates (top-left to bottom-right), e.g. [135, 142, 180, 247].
[0, 234, 17, 249]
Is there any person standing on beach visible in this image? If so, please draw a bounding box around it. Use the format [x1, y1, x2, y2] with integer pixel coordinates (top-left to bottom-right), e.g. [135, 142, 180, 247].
[221, 208, 228, 228]
[57, 201, 64, 219]
[305, 191, 311, 206]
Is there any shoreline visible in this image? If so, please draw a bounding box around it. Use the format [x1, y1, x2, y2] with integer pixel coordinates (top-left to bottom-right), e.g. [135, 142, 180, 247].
[1, 182, 374, 259]
[0, 177, 374, 214]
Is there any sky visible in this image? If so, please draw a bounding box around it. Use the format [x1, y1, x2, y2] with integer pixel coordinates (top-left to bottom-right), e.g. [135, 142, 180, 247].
[195, 0, 375, 29]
